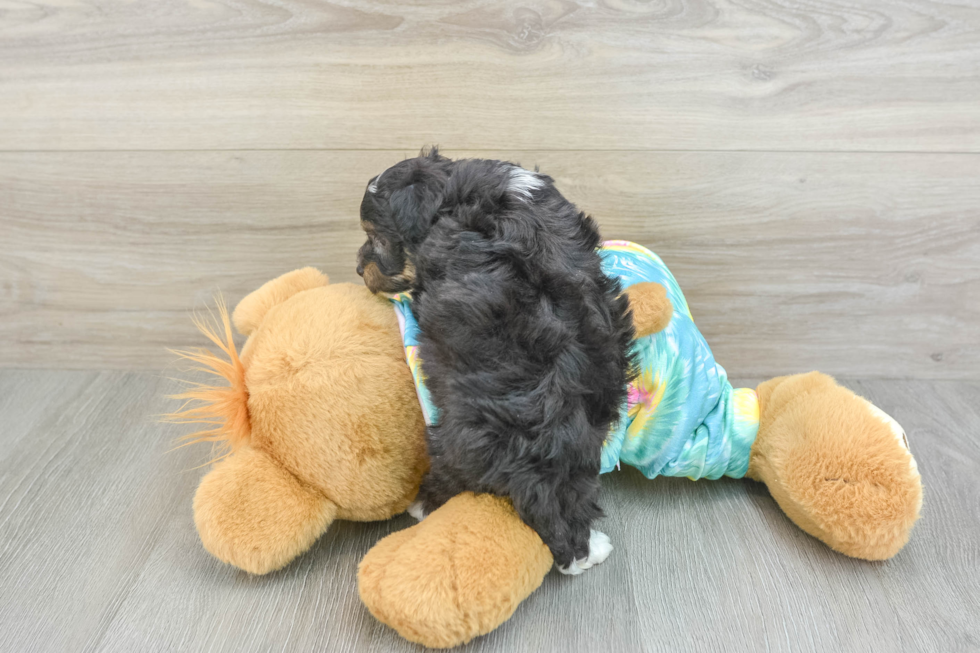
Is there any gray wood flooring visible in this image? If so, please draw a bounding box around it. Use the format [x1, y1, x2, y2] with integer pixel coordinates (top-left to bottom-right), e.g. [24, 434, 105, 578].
[0, 370, 977, 652]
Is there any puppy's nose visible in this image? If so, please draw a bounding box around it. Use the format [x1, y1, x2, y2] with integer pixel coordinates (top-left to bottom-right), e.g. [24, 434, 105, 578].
[356, 263, 364, 277]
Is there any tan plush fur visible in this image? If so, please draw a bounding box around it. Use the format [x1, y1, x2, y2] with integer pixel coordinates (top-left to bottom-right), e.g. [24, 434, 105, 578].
[166, 298, 250, 455]
[240, 282, 428, 520]
[194, 447, 338, 574]
[232, 267, 328, 336]
[171, 268, 923, 649]
[358, 493, 554, 649]
[747, 372, 922, 560]
[172, 271, 429, 576]
[624, 281, 673, 338]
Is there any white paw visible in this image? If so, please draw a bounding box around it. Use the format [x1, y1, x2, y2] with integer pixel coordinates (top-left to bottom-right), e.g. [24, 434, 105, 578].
[558, 558, 588, 575]
[557, 530, 613, 575]
[587, 529, 613, 565]
[406, 500, 426, 521]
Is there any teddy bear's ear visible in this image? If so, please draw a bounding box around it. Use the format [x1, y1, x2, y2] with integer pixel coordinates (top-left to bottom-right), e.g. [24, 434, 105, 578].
[194, 447, 337, 574]
[232, 267, 329, 336]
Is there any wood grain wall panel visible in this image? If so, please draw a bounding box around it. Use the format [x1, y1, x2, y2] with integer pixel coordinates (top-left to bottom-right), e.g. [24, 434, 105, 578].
[1, 0, 978, 151]
[2, 150, 977, 377]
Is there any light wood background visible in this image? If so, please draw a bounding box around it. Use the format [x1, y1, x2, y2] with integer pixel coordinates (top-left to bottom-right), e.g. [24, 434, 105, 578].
[2, 0, 979, 377]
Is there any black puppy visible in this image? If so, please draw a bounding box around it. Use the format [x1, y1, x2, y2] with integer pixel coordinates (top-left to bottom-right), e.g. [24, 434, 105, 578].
[356, 149, 634, 573]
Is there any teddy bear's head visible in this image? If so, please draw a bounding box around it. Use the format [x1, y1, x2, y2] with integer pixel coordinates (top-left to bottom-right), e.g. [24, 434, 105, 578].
[170, 269, 427, 574]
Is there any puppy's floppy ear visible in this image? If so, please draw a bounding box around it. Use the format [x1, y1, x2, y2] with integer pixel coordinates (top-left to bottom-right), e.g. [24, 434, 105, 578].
[389, 180, 443, 244]
[384, 148, 451, 244]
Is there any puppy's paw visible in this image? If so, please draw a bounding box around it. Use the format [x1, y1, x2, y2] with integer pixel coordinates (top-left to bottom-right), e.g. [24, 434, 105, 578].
[557, 558, 588, 575]
[406, 500, 426, 521]
[557, 530, 613, 575]
[586, 529, 613, 566]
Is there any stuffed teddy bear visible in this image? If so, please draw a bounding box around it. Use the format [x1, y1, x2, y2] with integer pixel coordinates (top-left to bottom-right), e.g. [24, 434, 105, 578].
[169, 243, 922, 649]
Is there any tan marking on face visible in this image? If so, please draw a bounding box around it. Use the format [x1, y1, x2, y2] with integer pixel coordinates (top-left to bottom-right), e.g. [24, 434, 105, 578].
[362, 261, 386, 293]
[401, 259, 416, 283]
[361, 260, 415, 296]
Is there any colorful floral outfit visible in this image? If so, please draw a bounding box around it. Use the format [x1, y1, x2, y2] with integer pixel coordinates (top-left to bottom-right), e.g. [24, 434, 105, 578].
[390, 240, 760, 481]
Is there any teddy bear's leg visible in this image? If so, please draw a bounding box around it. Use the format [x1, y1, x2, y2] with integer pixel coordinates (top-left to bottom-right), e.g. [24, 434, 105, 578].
[231, 267, 329, 336]
[194, 447, 337, 574]
[624, 281, 673, 337]
[746, 372, 922, 560]
[358, 492, 554, 649]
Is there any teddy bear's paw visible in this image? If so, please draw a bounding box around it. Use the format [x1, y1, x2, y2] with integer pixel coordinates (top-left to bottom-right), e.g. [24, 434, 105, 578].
[861, 398, 918, 473]
[359, 492, 554, 648]
[557, 530, 613, 575]
[406, 500, 426, 521]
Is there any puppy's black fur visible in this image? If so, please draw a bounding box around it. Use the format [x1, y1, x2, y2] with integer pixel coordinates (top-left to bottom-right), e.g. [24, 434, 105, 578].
[357, 148, 635, 568]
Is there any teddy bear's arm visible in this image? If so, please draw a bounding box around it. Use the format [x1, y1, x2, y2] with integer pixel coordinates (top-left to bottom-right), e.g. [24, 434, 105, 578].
[194, 447, 337, 574]
[625, 281, 673, 337]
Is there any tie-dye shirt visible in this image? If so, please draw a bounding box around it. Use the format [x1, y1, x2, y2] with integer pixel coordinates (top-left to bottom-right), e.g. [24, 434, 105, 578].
[389, 240, 760, 481]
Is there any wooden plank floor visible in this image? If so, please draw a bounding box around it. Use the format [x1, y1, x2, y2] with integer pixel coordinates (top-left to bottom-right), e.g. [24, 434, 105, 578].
[0, 370, 977, 652]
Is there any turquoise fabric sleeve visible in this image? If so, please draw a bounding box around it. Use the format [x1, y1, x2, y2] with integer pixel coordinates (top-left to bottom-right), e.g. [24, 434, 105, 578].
[598, 241, 758, 480]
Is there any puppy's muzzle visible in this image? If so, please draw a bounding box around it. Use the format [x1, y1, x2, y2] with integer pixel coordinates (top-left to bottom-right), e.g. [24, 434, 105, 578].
[360, 261, 413, 296]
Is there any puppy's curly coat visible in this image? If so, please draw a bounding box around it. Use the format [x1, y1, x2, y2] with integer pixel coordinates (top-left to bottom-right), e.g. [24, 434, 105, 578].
[356, 149, 634, 571]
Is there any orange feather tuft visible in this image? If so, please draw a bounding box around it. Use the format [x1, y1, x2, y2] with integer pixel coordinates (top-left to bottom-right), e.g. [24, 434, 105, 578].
[164, 296, 251, 456]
